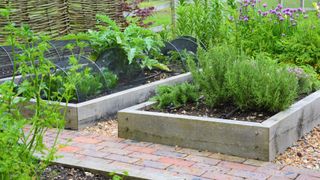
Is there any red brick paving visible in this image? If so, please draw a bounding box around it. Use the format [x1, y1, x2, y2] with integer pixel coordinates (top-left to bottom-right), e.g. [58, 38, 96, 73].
[45, 129, 320, 180]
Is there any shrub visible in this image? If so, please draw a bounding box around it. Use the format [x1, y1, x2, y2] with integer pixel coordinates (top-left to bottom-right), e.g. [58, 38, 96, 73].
[153, 83, 198, 109]
[187, 45, 238, 107]
[225, 55, 298, 112]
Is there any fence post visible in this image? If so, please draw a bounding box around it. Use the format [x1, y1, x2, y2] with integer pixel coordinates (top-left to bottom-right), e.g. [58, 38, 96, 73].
[171, 0, 176, 29]
[300, 0, 304, 9]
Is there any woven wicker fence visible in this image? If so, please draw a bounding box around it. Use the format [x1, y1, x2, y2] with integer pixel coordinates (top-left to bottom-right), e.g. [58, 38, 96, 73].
[0, 0, 124, 42]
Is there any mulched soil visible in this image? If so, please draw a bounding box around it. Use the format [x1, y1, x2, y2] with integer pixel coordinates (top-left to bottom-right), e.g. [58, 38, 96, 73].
[275, 125, 320, 170]
[146, 97, 275, 123]
[42, 165, 108, 180]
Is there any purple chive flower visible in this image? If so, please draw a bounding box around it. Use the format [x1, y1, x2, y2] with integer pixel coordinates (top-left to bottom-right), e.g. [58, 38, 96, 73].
[270, 9, 276, 14]
[243, 16, 249, 21]
[277, 4, 283, 9]
[229, 16, 234, 21]
[297, 8, 303, 12]
[258, 9, 262, 14]
[262, 12, 268, 16]
[279, 17, 284, 21]
[263, 3, 267, 8]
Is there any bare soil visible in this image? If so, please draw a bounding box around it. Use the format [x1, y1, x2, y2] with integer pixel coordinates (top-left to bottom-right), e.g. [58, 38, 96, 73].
[146, 98, 275, 123]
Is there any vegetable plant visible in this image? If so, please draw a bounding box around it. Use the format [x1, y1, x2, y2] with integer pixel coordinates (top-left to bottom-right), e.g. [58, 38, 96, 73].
[87, 14, 169, 71]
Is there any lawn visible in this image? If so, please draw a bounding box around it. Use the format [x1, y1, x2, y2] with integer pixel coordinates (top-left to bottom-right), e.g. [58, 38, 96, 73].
[140, 0, 170, 8]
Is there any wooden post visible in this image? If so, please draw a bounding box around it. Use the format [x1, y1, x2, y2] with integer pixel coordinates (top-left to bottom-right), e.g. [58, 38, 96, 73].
[300, 0, 304, 9]
[171, 0, 176, 29]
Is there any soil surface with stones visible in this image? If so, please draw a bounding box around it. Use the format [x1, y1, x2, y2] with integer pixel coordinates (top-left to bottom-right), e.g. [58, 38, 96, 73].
[275, 125, 320, 170]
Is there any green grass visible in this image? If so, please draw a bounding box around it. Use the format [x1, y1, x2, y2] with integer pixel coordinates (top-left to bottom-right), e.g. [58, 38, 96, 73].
[146, 8, 171, 27]
[261, 0, 317, 8]
[140, 0, 170, 8]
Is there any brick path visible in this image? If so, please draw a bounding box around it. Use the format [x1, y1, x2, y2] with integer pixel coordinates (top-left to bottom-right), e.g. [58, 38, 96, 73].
[43, 128, 320, 180]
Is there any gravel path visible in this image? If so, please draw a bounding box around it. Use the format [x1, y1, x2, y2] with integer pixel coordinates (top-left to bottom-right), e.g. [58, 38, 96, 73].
[275, 125, 320, 170]
[82, 119, 118, 138]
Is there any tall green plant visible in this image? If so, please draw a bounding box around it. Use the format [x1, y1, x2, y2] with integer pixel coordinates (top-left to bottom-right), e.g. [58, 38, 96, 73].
[0, 8, 76, 178]
[176, 0, 224, 46]
[225, 55, 298, 112]
[187, 45, 238, 107]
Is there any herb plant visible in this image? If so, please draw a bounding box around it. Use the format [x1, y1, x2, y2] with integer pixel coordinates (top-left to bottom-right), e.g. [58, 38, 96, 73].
[225, 55, 298, 112]
[187, 45, 237, 107]
[153, 83, 198, 109]
[176, 0, 224, 46]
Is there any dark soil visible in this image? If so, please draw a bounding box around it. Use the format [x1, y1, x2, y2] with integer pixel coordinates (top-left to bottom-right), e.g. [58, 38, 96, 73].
[73, 70, 182, 103]
[42, 165, 109, 180]
[147, 93, 310, 123]
[110, 70, 181, 94]
[146, 97, 276, 123]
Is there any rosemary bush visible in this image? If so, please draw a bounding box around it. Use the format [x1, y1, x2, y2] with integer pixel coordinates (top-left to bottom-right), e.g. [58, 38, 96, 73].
[225, 55, 298, 112]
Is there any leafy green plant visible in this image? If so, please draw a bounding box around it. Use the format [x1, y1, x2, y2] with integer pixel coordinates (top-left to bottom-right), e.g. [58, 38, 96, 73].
[176, 0, 224, 46]
[43, 61, 119, 102]
[153, 83, 198, 109]
[225, 55, 298, 112]
[87, 14, 169, 71]
[0, 8, 76, 178]
[286, 65, 320, 94]
[187, 45, 238, 107]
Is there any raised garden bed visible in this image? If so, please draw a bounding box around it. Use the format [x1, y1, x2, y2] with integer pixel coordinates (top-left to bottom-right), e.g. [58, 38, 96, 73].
[47, 72, 191, 130]
[118, 90, 320, 161]
[0, 36, 200, 130]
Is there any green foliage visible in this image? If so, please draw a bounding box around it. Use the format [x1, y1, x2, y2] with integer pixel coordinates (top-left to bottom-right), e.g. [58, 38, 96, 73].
[86, 14, 169, 71]
[153, 83, 198, 109]
[0, 8, 75, 178]
[286, 65, 320, 94]
[225, 55, 298, 112]
[101, 67, 118, 89]
[224, 1, 320, 80]
[176, 0, 224, 46]
[275, 15, 320, 75]
[43, 58, 119, 102]
[187, 45, 237, 107]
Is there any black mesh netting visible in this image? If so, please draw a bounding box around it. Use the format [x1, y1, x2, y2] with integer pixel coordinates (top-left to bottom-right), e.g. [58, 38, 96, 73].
[95, 47, 144, 81]
[161, 36, 206, 70]
[1, 36, 203, 103]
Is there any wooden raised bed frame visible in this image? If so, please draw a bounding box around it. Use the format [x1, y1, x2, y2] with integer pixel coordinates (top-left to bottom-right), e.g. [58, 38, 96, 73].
[118, 90, 320, 161]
